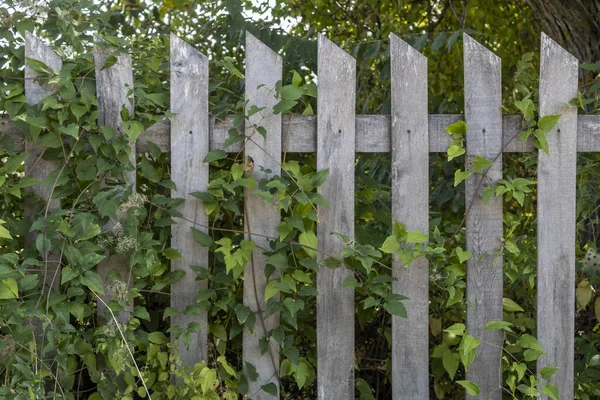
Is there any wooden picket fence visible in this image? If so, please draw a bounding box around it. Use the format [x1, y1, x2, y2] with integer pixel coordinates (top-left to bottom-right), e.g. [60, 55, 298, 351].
[7, 30, 600, 399]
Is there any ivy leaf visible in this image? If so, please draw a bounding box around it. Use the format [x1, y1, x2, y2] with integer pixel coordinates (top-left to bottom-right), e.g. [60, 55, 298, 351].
[444, 323, 465, 336]
[472, 156, 493, 173]
[81, 271, 104, 294]
[264, 280, 280, 301]
[442, 347, 460, 379]
[191, 228, 213, 247]
[447, 143, 465, 161]
[456, 380, 480, 396]
[26, 57, 54, 74]
[454, 169, 472, 186]
[0, 220, 13, 240]
[541, 383, 560, 400]
[537, 114, 561, 133]
[383, 300, 407, 318]
[1, 278, 18, 298]
[261, 383, 278, 396]
[540, 366, 560, 379]
[406, 230, 428, 243]
[123, 120, 144, 142]
[298, 231, 317, 259]
[482, 186, 496, 205]
[291, 70, 302, 87]
[4, 152, 27, 174]
[148, 331, 168, 344]
[380, 235, 400, 254]
[203, 149, 227, 163]
[484, 321, 512, 331]
[503, 298, 524, 312]
[455, 247, 472, 263]
[445, 120, 467, 138]
[133, 306, 151, 321]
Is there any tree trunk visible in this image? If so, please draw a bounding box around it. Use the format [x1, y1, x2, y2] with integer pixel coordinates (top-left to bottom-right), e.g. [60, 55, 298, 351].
[526, 0, 600, 63]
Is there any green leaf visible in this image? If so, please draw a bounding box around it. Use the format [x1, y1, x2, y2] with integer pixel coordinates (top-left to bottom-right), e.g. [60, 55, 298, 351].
[264, 280, 280, 301]
[542, 383, 560, 400]
[447, 143, 465, 161]
[192, 228, 213, 247]
[133, 306, 151, 321]
[445, 120, 467, 138]
[291, 70, 302, 87]
[540, 366, 559, 379]
[298, 231, 317, 259]
[262, 383, 278, 396]
[4, 152, 27, 174]
[503, 298, 524, 312]
[0, 220, 12, 240]
[454, 169, 472, 186]
[472, 156, 493, 173]
[383, 301, 407, 318]
[442, 347, 460, 379]
[148, 331, 168, 344]
[123, 120, 144, 142]
[456, 380, 480, 396]
[537, 114, 561, 133]
[1, 278, 18, 298]
[203, 149, 227, 163]
[406, 230, 428, 243]
[444, 323, 465, 336]
[26, 57, 54, 74]
[482, 186, 495, 205]
[163, 248, 182, 260]
[198, 367, 217, 394]
[380, 235, 400, 254]
[342, 275, 359, 289]
[70, 103, 88, 120]
[61, 123, 80, 139]
[81, 271, 104, 294]
[455, 247, 472, 263]
[484, 321, 512, 331]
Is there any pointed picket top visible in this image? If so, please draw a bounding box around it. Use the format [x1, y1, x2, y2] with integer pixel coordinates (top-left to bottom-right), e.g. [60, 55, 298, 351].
[318, 33, 356, 69]
[539, 32, 579, 116]
[463, 33, 500, 70]
[170, 33, 208, 70]
[24, 32, 62, 106]
[390, 33, 427, 64]
[246, 32, 281, 65]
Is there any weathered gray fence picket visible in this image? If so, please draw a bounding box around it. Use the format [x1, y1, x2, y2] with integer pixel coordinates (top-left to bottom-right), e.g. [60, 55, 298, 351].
[243, 33, 282, 398]
[464, 34, 504, 399]
[15, 31, 592, 399]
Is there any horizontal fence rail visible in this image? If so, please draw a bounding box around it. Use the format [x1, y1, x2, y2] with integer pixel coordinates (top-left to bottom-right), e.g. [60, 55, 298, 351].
[8, 31, 590, 400]
[3, 114, 600, 153]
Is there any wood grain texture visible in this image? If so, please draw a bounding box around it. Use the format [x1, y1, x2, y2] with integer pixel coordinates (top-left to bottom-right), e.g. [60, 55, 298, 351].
[536, 33, 578, 400]
[5, 114, 600, 153]
[463, 33, 503, 400]
[316, 34, 356, 400]
[389, 34, 429, 399]
[243, 33, 282, 398]
[170, 33, 210, 367]
[94, 36, 135, 323]
[24, 33, 62, 344]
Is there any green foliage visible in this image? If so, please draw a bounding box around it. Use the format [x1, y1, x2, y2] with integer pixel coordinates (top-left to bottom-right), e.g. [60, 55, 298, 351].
[0, 0, 599, 399]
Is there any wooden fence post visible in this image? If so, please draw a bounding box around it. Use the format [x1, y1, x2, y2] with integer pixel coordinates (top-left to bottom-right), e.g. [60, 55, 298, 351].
[170, 33, 210, 367]
[463, 33, 503, 399]
[243, 33, 282, 398]
[93, 36, 135, 323]
[390, 34, 429, 399]
[316, 34, 356, 400]
[24, 32, 62, 345]
[537, 32, 578, 399]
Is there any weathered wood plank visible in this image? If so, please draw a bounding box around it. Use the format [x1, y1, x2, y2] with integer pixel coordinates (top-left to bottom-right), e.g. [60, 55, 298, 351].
[316, 34, 356, 400]
[5, 114, 600, 153]
[94, 36, 135, 323]
[243, 33, 282, 398]
[537, 33, 578, 399]
[463, 33, 503, 399]
[24, 33, 62, 345]
[389, 34, 429, 399]
[170, 33, 210, 367]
